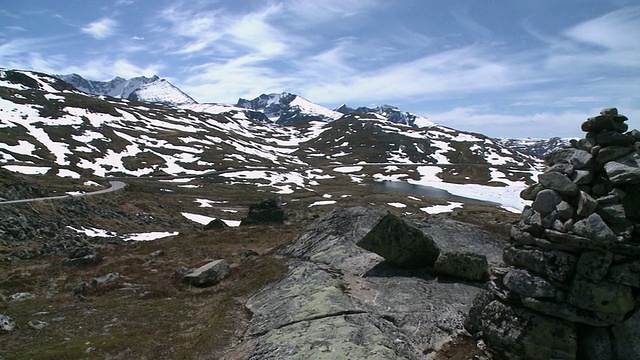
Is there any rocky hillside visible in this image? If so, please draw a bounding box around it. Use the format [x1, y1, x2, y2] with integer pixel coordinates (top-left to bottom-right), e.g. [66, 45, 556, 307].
[0, 68, 542, 210]
[496, 137, 573, 157]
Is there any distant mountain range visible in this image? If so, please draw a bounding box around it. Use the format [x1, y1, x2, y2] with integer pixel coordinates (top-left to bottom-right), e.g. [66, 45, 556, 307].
[0, 68, 546, 209]
[56, 73, 196, 106]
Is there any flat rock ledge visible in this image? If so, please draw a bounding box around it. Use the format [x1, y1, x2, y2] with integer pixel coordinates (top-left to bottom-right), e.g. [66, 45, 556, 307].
[223, 207, 504, 359]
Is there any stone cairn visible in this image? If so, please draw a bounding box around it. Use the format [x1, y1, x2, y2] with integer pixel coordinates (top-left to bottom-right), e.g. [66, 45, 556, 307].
[466, 108, 640, 360]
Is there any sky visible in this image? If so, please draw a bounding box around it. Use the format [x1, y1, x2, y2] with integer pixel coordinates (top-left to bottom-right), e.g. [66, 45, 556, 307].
[1, 0, 639, 138]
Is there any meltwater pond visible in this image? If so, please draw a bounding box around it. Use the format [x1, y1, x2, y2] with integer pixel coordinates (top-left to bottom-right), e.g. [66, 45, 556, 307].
[372, 181, 501, 206]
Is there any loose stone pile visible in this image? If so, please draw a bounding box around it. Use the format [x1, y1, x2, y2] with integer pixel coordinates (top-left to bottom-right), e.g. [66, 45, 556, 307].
[467, 108, 640, 360]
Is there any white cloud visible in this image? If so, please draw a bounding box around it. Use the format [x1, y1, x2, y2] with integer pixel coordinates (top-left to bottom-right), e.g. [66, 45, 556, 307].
[82, 18, 117, 40]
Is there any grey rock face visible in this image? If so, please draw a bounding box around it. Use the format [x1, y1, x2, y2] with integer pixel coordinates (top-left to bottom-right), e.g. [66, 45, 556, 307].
[612, 308, 640, 359]
[538, 172, 579, 196]
[503, 268, 556, 298]
[183, 259, 230, 287]
[356, 213, 440, 268]
[225, 207, 503, 359]
[568, 279, 635, 314]
[433, 252, 488, 281]
[572, 213, 617, 244]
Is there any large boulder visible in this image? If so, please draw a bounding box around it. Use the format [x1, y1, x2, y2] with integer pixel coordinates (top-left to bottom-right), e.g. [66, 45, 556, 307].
[183, 259, 230, 287]
[356, 213, 440, 268]
[240, 198, 286, 225]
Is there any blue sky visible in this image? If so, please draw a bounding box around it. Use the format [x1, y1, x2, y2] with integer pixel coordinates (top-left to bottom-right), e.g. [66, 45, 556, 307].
[1, 0, 639, 138]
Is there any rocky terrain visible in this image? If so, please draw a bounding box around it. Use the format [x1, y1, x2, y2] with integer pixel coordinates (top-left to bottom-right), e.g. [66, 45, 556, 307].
[468, 108, 640, 359]
[2, 68, 638, 359]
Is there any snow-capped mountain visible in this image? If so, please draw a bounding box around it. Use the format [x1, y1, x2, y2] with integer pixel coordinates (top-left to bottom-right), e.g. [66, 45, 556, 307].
[336, 104, 435, 128]
[1, 69, 543, 209]
[56, 73, 196, 105]
[236, 92, 343, 124]
[496, 137, 573, 157]
[128, 79, 196, 105]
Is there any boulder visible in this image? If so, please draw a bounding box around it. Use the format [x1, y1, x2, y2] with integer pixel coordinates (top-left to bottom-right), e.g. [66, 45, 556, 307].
[577, 191, 598, 217]
[433, 251, 488, 281]
[183, 259, 230, 287]
[502, 268, 556, 298]
[532, 189, 562, 216]
[595, 146, 634, 166]
[203, 218, 228, 230]
[575, 251, 612, 282]
[607, 260, 640, 287]
[240, 198, 286, 225]
[1, 314, 15, 331]
[356, 213, 440, 268]
[572, 213, 617, 244]
[604, 152, 640, 185]
[503, 246, 577, 283]
[538, 172, 579, 196]
[478, 300, 577, 360]
[568, 278, 635, 314]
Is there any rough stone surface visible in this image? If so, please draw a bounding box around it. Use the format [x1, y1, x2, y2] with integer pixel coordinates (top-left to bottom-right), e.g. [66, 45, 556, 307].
[532, 189, 562, 215]
[572, 213, 617, 244]
[568, 279, 635, 314]
[538, 172, 579, 196]
[356, 213, 440, 268]
[240, 198, 286, 225]
[433, 251, 488, 281]
[612, 308, 640, 359]
[469, 109, 640, 360]
[503, 268, 556, 298]
[226, 207, 503, 359]
[183, 259, 230, 287]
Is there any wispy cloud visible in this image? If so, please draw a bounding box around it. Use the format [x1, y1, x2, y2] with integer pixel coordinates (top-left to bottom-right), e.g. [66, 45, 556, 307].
[82, 18, 118, 40]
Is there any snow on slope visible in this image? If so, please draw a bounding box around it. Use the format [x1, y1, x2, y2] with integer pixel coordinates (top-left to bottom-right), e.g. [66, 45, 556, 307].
[0, 69, 544, 209]
[129, 79, 196, 105]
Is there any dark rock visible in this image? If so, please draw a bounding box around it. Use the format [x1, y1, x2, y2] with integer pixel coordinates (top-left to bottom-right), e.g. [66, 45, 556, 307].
[572, 213, 617, 244]
[568, 278, 635, 314]
[522, 297, 616, 327]
[545, 149, 593, 169]
[538, 172, 579, 196]
[596, 146, 634, 166]
[240, 198, 286, 225]
[172, 266, 191, 280]
[577, 191, 598, 217]
[61, 252, 103, 267]
[604, 152, 640, 185]
[608, 260, 640, 287]
[622, 187, 640, 217]
[575, 251, 613, 282]
[356, 213, 440, 268]
[503, 268, 556, 298]
[571, 170, 594, 185]
[582, 114, 628, 133]
[520, 183, 543, 200]
[556, 201, 575, 220]
[576, 326, 614, 360]
[478, 300, 577, 360]
[183, 259, 230, 287]
[503, 246, 577, 283]
[203, 218, 228, 230]
[612, 308, 640, 359]
[433, 251, 488, 281]
[532, 189, 562, 216]
[234, 248, 259, 259]
[597, 131, 635, 147]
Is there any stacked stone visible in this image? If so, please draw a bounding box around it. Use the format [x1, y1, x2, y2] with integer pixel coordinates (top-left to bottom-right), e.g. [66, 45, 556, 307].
[467, 108, 640, 360]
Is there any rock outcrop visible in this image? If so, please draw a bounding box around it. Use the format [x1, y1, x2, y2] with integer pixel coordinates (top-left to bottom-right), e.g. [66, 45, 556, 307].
[224, 207, 505, 359]
[467, 108, 640, 359]
[240, 198, 286, 225]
